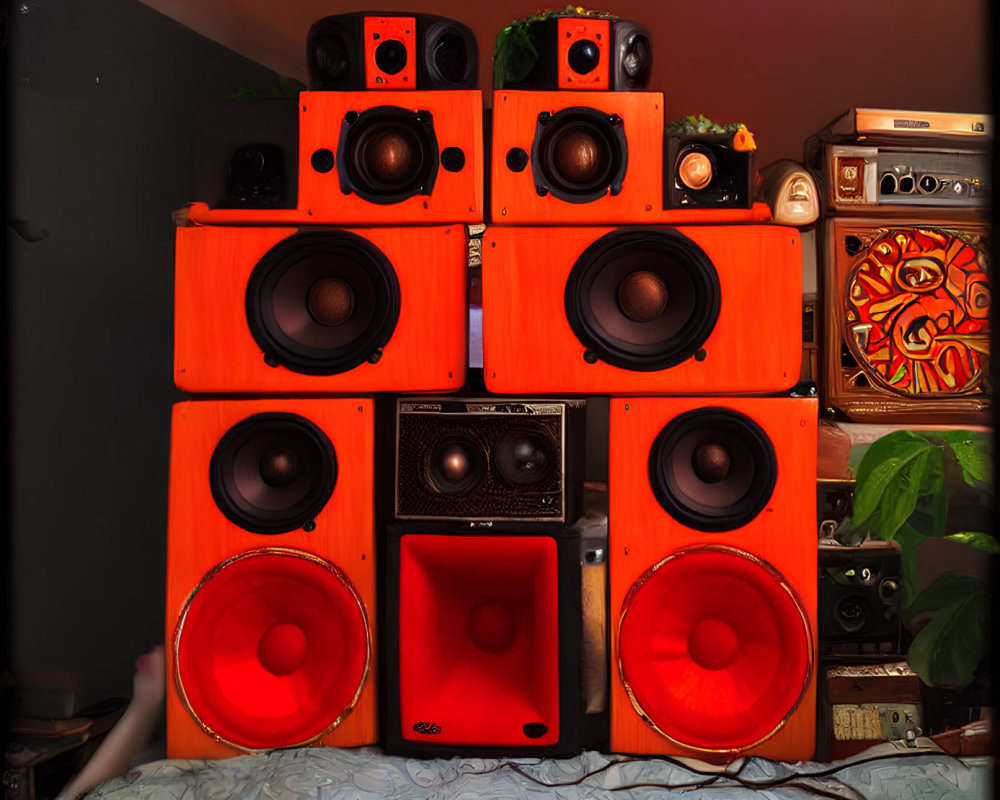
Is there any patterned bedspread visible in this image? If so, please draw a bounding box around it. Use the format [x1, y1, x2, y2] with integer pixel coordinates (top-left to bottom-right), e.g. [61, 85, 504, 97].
[85, 743, 991, 799]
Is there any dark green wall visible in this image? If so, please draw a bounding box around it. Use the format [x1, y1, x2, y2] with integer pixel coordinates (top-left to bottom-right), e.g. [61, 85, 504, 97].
[6, 0, 281, 706]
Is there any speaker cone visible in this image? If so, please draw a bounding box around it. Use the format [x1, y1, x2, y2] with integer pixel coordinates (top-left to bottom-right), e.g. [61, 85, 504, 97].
[494, 429, 556, 487]
[618, 31, 651, 87]
[398, 535, 561, 746]
[422, 21, 476, 88]
[175, 549, 369, 751]
[618, 545, 812, 753]
[337, 106, 439, 204]
[210, 413, 337, 534]
[565, 228, 721, 371]
[648, 407, 776, 532]
[245, 231, 401, 375]
[532, 107, 627, 203]
[426, 434, 487, 495]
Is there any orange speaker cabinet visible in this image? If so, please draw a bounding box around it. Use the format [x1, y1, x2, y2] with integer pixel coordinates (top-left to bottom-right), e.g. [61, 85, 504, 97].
[821, 218, 990, 423]
[187, 90, 483, 226]
[490, 90, 771, 225]
[174, 225, 466, 394]
[608, 396, 818, 761]
[482, 225, 802, 395]
[166, 398, 376, 758]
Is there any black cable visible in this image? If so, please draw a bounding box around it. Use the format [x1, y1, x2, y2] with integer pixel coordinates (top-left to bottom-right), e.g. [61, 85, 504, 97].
[463, 748, 968, 795]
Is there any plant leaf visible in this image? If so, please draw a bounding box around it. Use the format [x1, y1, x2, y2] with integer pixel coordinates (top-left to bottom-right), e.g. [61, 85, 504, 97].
[935, 430, 993, 486]
[905, 576, 988, 688]
[905, 571, 985, 617]
[943, 532, 1000, 554]
[853, 433, 940, 540]
[893, 523, 927, 606]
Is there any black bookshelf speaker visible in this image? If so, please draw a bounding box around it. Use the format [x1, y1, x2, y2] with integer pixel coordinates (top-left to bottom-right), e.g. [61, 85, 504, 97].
[495, 14, 652, 91]
[307, 12, 478, 90]
[394, 398, 585, 524]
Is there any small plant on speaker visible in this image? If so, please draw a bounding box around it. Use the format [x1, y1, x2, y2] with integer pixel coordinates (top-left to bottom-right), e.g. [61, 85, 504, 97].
[850, 430, 994, 690]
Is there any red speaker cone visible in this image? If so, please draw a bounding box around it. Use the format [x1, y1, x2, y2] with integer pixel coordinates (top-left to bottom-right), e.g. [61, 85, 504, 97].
[618, 545, 811, 753]
[175, 549, 370, 751]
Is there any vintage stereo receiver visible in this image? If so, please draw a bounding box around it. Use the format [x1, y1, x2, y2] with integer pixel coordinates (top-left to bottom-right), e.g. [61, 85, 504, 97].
[806, 109, 991, 213]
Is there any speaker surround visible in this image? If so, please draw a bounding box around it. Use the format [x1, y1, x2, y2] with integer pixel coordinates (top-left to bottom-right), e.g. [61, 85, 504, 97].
[647, 408, 777, 532]
[618, 545, 812, 754]
[563, 227, 721, 371]
[209, 413, 337, 534]
[244, 230, 401, 377]
[336, 106, 439, 204]
[174, 548, 369, 751]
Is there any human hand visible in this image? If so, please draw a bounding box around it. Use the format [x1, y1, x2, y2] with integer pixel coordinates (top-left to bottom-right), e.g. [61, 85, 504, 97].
[132, 645, 166, 712]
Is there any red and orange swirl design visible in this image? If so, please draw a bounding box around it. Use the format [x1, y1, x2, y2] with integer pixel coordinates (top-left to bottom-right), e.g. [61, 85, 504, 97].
[845, 228, 990, 396]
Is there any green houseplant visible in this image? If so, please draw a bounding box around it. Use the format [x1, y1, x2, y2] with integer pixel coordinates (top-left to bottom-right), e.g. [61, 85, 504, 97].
[850, 430, 994, 690]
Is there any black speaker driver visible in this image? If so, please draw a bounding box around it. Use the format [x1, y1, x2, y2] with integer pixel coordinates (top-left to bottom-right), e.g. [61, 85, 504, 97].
[564, 228, 721, 371]
[210, 413, 337, 534]
[494, 429, 556, 487]
[531, 107, 627, 203]
[337, 106, 440, 205]
[425, 434, 487, 495]
[648, 408, 777, 532]
[246, 231, 401, 376]
[306, 15, 361, 90]
[618, 30, 651, 87]
[421, 20, 478, 88]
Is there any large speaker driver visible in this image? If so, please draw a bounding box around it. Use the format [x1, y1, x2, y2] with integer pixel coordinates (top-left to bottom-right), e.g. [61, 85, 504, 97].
[337, 106, 439, 204]
[174, 548, 370, 751]
[532, 107, 627, 203]
[209, 413, 337, 535]
[618, 545, 812, 754]
[648, 408, 777, 532]
[245, 230, 401, 376]
[564, 228, 721, 370]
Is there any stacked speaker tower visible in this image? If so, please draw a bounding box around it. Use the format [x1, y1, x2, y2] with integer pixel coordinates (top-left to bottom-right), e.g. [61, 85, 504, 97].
[483, 10, 818, 762]
[166, 8, 830, 764]
[166, 12, 480, 757]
